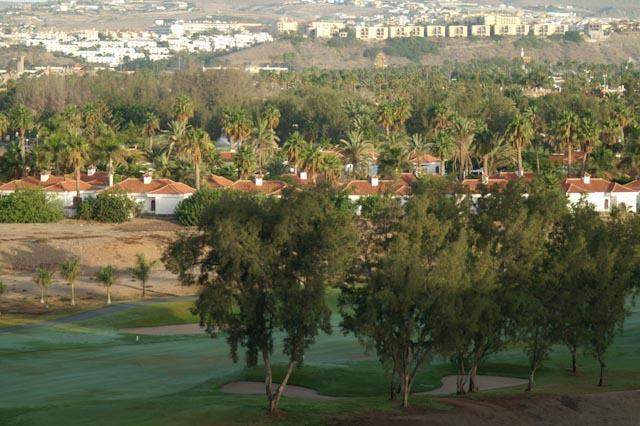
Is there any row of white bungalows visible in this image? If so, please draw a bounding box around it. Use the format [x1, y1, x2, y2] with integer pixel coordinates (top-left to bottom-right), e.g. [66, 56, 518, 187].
[0, 168, 195, 216]
[462, 172, 640, 213]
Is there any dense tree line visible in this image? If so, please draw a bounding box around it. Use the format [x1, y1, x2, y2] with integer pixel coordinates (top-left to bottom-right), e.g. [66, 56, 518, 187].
[1, 60, 639, 192]
[164, 180, 640, 413]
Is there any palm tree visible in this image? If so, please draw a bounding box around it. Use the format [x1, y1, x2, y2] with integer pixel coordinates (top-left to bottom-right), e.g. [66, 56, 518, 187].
[43, 132, 69, 175]
[65, 135, 90, 202]
[181, 127, 213, 189]
[97, 131, 128, 187]
[555, 111, 579, 176]
[95, 265, 117, 305]
[378, 101, 395, 135]
[222, 108, 252, 149]
[35, 266, 54, 308]
[9, 105, 34, 175]
[233, 144, 257, 179]
[475, 131, 513, 177]
[431, 103, 452, 135]
[339, 130, 374, 178]
[302, 142, 323, 181]
[263, 105, 281, 130]
[505, 113, 534, 176]
[282, 131, 306, 174]
[319, 152, 343, 183]
[62, 105, 83, 137]
[83, 101, 109, 143]
[143, 112, 160, 150]
[577, 117, 601, 175]
[172, 95, 195, 125]
[251, 118, 280, 174]
[60, 257, 81, 307]
[0, 113, 9, 141]
[429, 131, 455, 176]
[378, 132, 410, 178]
[166, 120, 187, 160]
[451, 116, 477, 180]
[610, 103, 634, 143]
[131, 254, 157, 299]
[408, 133, 429, 168]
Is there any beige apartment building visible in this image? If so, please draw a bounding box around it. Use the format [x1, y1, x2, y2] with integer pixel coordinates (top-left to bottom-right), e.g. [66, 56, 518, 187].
[388, 25, 424, 38]
[447, 25, 468, 38]
[308, 21, 346, 38]
[470, 25, 491, 37]
[355, 26, 389, 41]
[494, 24, 530, 37]
[484, 14, 522, 26]
[426, 25, 446, 38]
[276, 19, 299, 34]
[531, 23, 569, 37]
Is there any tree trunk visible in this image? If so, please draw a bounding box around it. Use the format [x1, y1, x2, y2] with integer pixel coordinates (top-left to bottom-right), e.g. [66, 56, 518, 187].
[598, 358, 605, 387]
[536, 149, 540, 174]
[389, 370, 398, 400]
[517, 148, 523, 176]
[149, 136, 153, 151]
[581, 154, 588, 176]
[526, 365, 537, 392]
[20, 133, 26, 177]
[570, 345, 577, 374]
[75, 165, 81, 202]
[195, 161, 200, 190]
[401, 372, 411, 408]
[567, 146, 573, 177]
[468, 364, 479, 393]
[71, 283, 76, 306]
[268, 361, 295, 414]
[40, 286, 44, 304]
[142, 280, 146, 299]
[456, 358, 467, 394]
[440, 160, 446, 176]
[107, 287, 111, 305]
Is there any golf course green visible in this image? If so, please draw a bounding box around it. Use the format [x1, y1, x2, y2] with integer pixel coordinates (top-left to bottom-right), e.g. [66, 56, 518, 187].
[1, 294, 639, 425]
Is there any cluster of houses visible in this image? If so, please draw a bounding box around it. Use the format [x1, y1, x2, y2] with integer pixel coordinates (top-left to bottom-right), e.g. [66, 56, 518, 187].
[0, 156, 639, 217]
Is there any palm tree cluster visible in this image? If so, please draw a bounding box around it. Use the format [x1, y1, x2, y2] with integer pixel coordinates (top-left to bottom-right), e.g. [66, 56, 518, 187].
[27, 253, 157, 308]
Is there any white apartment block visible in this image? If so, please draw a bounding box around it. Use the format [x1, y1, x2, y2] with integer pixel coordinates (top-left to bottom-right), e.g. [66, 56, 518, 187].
[470, 25, 491, 37]
[277, 19, 299, 34]
[388, 25, 424, 38]
[494, 24, 530, 37]
[447, 25, 468, 38]
[308, 21, 346, 38]
[484, 14, 522, 26]
[426, 25, 446, 38]
[355, 26, 389, 40]
[532, 23, 569, 37]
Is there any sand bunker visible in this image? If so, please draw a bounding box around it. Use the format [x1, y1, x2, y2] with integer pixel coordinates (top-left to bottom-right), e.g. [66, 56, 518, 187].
[418, 375, 528, 395]
[219, 382, 337, 401]
[120, 323, 205, 336]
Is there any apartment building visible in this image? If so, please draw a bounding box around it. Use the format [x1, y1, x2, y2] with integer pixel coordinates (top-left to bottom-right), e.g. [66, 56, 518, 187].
[308, 21, 346, 38]
[447, 25, 468, 38]
[276, 18, 299, 34]
[470, 25, 491, 37]
[355, 26, 389, 41]
[494, 24, 530, 37]
[426, 25, 446, 38]
[388, 25, 424, 38]
[531, 23, 569, 37]
[484, 14, 522, 26]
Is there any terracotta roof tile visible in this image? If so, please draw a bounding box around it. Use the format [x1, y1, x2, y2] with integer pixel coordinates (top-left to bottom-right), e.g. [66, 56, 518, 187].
[563, 178, 635, 194]
[205, 174, 234, 188]
[229, 180, 287, 195]
[342, 180, 409, 196]
[115, 178, 195, 195]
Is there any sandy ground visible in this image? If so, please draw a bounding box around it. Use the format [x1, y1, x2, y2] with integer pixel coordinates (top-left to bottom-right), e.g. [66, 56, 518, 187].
[0, 219, 198, 312]
[121, 323, 205, 336]
[419, 375, 528, 396]
[344, 390, 640, 426]
[220, 381, 337, 401]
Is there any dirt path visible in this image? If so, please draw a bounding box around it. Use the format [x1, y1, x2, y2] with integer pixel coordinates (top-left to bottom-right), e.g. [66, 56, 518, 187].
[418, 375, 528, 396]
[219, 381, 337, 401]
[341, 390, 640, 426]
[121, 323, 204, 336]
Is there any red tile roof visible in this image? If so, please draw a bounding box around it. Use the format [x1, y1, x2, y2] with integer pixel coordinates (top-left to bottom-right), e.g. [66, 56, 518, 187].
[218, 151, 234, 162]
[342, 179, 410, 197]
[205, 174, 234, 188]
[411, 154, 441, 164]
[563, 177, 636, 194]
[549, 151, 586, 165]
[280, 173, 313, 186]
[114, 178, 195, 195]
[0, 175, 95, 192]
[489, 171, 536, 182]
[462, 178, 510, 193]
[77, 170, 110, 187]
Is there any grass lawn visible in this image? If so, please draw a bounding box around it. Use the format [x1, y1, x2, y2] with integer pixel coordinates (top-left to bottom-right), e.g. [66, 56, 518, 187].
[0, 292, 638, 425]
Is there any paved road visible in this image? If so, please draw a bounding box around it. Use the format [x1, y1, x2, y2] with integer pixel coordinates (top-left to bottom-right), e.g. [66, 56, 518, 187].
[0, 295, 196, 334]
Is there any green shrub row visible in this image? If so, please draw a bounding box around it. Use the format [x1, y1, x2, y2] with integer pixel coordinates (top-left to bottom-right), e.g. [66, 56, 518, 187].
[0, 190, 63, 223]
[78, 190, 141, 223]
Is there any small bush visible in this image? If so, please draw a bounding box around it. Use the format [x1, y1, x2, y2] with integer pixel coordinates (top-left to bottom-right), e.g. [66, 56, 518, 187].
[563, 31, 584, 43]
[383, 38, 438, 62]
[175, 188, 223, 226]
[0, 189, 63, 223]
[78, 190, 140, 223]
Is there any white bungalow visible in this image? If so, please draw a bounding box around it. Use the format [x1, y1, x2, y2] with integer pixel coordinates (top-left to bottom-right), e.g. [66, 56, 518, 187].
[564, 174, 638, 213]
[113, 173, 196, 215]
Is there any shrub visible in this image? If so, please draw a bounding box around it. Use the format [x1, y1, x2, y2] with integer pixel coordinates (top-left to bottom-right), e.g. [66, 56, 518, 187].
[175, 188, 223, 226]
[78, 190, 140, 223]
[563, 31, 584, 43]
[0, 189, 63, 223]
[382, 38, 438, 62]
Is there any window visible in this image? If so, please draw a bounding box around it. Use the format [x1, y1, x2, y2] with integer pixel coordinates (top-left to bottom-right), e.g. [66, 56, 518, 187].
[150, 199, 156, 212]
[604, 198, 609, 211]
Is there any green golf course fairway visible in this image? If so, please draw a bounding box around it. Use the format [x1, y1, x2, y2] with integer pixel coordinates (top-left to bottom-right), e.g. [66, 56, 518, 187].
[1, 297, 639, 425]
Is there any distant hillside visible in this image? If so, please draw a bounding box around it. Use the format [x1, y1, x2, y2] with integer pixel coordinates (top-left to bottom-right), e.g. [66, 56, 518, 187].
[499, 0, 640, 18]
[216, 33, 640, 70]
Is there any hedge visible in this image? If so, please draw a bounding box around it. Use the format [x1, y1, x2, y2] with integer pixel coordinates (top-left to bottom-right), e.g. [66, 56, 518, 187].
[0, 189, 64, 223]
[175, 188, 223, 226]
[78, 190, 140, 223]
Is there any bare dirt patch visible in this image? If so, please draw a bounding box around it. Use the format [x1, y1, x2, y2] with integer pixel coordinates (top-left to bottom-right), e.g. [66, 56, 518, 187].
[220, 381, 337, 401]
[0, 218, 196, 312]
[418, 375, 528, 396]
[341, 390, 640, 426]
[121, 323, 205, 336]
